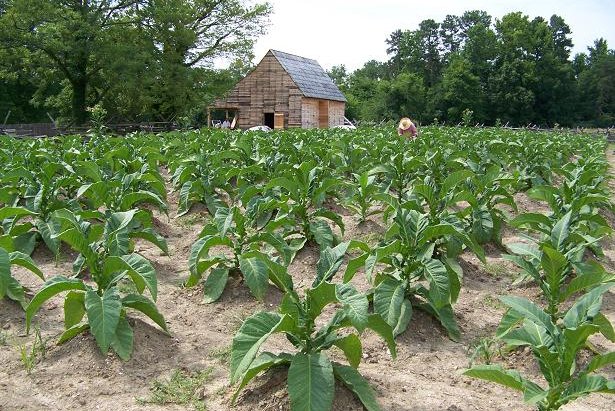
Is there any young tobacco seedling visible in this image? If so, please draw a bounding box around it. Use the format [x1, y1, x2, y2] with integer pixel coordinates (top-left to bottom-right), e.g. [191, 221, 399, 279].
[187, 196, 302, 303]
[230, 244, 396, 411]
[25, 208, 169, 360]
[464, 286, 615, 410]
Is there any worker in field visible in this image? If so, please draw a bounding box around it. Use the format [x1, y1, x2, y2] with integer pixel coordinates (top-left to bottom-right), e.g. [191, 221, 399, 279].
[398, 117, 418, 138]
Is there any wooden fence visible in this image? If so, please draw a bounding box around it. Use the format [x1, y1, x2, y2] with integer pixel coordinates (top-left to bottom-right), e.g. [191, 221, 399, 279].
[0, 122, 177, 137]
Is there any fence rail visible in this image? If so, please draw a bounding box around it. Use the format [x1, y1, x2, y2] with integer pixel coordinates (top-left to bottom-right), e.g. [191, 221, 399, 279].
[0, 122, 178, 137]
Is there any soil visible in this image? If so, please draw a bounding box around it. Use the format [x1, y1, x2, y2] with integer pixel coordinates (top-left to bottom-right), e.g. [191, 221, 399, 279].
[2, 151, 615, 411]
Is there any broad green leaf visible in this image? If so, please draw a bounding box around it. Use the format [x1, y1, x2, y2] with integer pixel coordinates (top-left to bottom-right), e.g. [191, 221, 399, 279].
[373, 277, 412, 336]
[333, 363, 381, 411]
[121, 191, 167, 213]
[432, 303, 461, 342]
[551, 211, 572, 251]
[230, 312, 294, 384]
[26, 276, 88, 332]
[0, 206, 37, 220]
[308, 281, 337, 319]
[559, 374, 610, 405]
[585, 352, 615, 373]
[509, 213, 552, 234]
[188, 235, 233, 277]
[423, 258, 450, 308]
[562, 270, 615, 301]
[122, 293, 168, 332]
[310, 219, 335, 249]
[563, 284, 613, 329]
[57, 322, 90, 345]
[288, 352, 335, 411]
[463, 365, 525, 391]
[314, 242, 350, 287]
[0, 247, 11, 300]
[64, 291, 86, 329]
[37, 219, 60, 256]
[8, 251, 44, 281]
[85, 288, 122, 354]
[264, 258, 294, 294]
[336, 283, 369, 331]
[232, 352, 292, 403]
[593, 312, 615, 342]
[202, 267, 229, 303]
[129, 227, 169, 255]
[499, 295, 556, 336]
[103, 253, 158, 300]
[239, 255, 270, 301]
[333, 334, 362, 368]
[110, 316, 134, 361]
[366, 314, 396, 359]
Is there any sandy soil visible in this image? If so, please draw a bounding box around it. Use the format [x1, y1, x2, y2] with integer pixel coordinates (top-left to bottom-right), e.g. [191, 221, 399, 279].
[2, 153, 615, 411]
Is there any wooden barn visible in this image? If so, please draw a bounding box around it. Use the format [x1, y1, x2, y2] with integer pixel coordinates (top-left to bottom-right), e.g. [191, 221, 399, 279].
[209, 50, 347, 130]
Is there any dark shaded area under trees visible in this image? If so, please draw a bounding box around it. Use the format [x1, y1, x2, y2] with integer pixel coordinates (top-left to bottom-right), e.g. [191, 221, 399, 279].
[329, 11, 615, 128]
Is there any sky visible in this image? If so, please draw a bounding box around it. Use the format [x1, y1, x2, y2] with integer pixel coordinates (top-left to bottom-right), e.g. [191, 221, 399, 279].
[241, 0, 615, 72]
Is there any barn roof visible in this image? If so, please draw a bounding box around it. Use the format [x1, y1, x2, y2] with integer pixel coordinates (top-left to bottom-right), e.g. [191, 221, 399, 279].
[270, 50, 347, 102]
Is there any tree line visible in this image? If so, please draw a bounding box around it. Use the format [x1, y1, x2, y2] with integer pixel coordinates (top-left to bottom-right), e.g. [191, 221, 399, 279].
[0, 0, 271, 126]
[1, 5, 613, 128]
[329, 11, 615, 128]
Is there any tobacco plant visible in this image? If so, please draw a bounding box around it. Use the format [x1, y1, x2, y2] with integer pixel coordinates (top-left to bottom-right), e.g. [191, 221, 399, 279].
[230, 245, 396, 411]
[464, 287, 615, 410]
[187, 198, 302, 302]
[25, 208, 168, 359]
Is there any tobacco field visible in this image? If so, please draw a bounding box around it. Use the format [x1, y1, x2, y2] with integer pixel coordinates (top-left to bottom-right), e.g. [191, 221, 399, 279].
[1, 126, 614, 411]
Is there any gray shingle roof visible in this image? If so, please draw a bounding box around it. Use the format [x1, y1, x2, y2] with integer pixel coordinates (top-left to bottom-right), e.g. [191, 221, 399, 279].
[270, 50, 347, 102]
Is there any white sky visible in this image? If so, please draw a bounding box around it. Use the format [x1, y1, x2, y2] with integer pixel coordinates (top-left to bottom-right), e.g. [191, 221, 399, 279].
[242, 0, 615, 71]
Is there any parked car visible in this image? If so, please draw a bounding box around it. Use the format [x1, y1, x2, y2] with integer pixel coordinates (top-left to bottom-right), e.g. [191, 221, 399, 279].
[246, 125, 272, 132]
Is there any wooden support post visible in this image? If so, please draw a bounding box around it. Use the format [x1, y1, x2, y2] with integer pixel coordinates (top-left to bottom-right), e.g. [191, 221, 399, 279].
[207, 108, 211, 128]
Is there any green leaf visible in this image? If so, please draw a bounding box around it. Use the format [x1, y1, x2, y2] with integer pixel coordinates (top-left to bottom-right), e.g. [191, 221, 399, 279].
[0, 247, 11, 300]
[336, 283, 369, 331]
[64, 291, 86, 329]
[366, 314, 396, 359]
[423, 258, 450, 308]
[333, 334, 362, 368]
[103, 253, 158, 300]
[188, 235, 233, 278]
[264, 258, 294, 294]
[562, 270, 615, 301]
[85, 288, 122, 354]
[563, 284, 613, 329]
[122, 293, 168, 332]
[36, 219, 60, 256]
[585, 352, 615, 373]
[26, 276, 87, 332]
[121, 191, 167, 213]
[373, 277, 412, 336]
[559, 374, 610, 405]
[230, 312, 294, 384]
[58, 322, 90, 345]
[432, 303, 461, 342]
[239, 255, 270, 301]
[110, 316, 134, 361]
[8, 251, 44, 281]
[313, 242, 350, 287]
[593, 313, 615, 342]
[333, 363, 381, 411]
[232, 352, 292, 403]
[202, 267, 229, 303]
[463, 364, 525, 392]
[307, 281, 337, 319]
[551, 211, 572, 251]
[509, 213, 552, 233]
[499, 295, 556, 336]
[288, 352, 335, 411]
[0, 206, 38, 220]
[310, 219, 335, 249]
[129, 227, 169, 255]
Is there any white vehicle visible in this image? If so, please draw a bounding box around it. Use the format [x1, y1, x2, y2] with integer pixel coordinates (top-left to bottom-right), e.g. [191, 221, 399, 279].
[333, 124, 356, 130]
[246, 125, 272, 132]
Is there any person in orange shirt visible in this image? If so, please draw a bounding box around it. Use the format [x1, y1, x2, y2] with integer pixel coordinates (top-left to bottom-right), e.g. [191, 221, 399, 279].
[397, 117, 418, 138]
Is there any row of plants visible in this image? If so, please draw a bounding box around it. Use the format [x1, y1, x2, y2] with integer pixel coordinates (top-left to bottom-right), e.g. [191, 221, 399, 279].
[1, 126, 613, 410]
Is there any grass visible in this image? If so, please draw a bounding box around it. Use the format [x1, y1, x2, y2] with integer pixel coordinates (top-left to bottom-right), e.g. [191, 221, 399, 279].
[483, 261, 512, 277]
[138, 368, 213, 411]
[0, 331, 9, 346]
[208, 345, 231, 366]
[483, 294, 505, 310]
[18, 327, 50, 375]
[467, 337, 502, 368]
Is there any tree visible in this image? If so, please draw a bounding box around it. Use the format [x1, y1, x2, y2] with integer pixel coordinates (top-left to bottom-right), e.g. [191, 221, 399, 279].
[0, 0, 271, 125]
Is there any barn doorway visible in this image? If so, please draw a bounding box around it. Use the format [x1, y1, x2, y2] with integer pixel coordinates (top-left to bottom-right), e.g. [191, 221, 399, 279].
[318, 100, 329, 128]
[264, 112, 274, 129]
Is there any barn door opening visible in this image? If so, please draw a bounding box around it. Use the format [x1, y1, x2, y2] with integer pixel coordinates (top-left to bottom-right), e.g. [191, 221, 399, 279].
[264, 112, 274, 129]
[318, 100, 329, 128]
[274, 113, 285, 130]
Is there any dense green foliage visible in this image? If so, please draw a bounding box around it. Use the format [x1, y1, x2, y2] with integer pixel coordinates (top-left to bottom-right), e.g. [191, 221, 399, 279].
[0, 0, 271, 125]
[331, 11, 615, 127]
[1, 125, 613, 408]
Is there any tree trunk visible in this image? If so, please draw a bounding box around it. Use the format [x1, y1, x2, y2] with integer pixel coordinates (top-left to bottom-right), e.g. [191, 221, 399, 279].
[72, 78, 88, 126]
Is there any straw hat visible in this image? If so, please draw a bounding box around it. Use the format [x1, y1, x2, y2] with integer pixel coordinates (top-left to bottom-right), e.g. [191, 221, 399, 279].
[398, 117, 413, 130]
